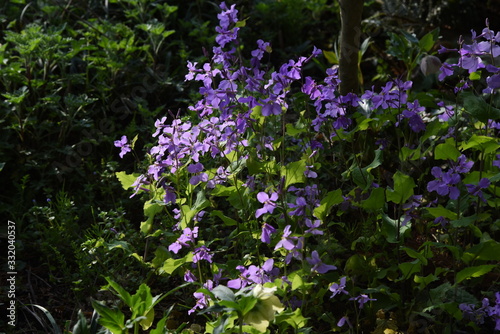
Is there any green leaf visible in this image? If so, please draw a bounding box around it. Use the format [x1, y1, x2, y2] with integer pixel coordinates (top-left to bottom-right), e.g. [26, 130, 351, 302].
[359, 187, 385, 211]
[91, 300, 125, 334]
[381, 214, 411, 243]
[401, 246, 428, 265]
[414, 274, 438, 290]
[141, 200, 163, 234]
[455, 265, 496, 285]
[462, 240, 500, 264]
[211, 210, 238, 226]
[115, 172, 141, 190]
[285, 123, 307, 136]
[426, 206, 458, 220]
[434, 139, 461, 160]
[281, 159, 306, 189]
[386, 171, 415, 204]
[461, 91, 500, 122]
[419, 31, 436, 52]
[460, 135, 500, 154]
[160, 253, 193, 275]
[398, 261, 421, 280]
[149, 316, 168, 334]
[211, 285, 236, 302]
[275, 308, 308, 329]
[313, 189, 343, 221]
[323, 50, 338, 64]
[180, 191, 210, 229]
[104, 277, 132, 307]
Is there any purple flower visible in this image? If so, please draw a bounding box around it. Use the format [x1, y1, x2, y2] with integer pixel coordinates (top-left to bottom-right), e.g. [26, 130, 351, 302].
[255, 191, 279, 218]
[437, 101, 455, 121]
[114, 135, 131, 158]
[453, 154, 474, 174]
[306, 250, 337, 274]
[438, 62, 456, 81]
[329, 276, 349, 298]
[189, 280, 214, 315]
[288, 197, 307, 217]
[274, 225, 295, 251]
[193, 245, 213, 263]
[227, 259, 278, 289]
[168, 226, 199, 254]
[261, 223, 276, 244]
[184, 270, 197, 282]
[337, 316, 352, 328]
[427, 167, 461, 200]
[305, 219, 323, 235]
[350, 294, 376, 309]
[466, 178, 490, 202]
[493, 154, 500, 168]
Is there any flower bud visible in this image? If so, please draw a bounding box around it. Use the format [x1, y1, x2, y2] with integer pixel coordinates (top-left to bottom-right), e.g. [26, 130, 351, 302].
[420, 55, 442, 76]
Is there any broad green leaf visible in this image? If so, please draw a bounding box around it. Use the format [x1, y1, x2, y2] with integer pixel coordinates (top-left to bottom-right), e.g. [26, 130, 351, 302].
[313, 189, 343, 221]
[419, 31, 435, 52]
[426, 206, 458, 220]
[401, 247, 428, 265]
[455, 264, 496, 285]
[211, 285, 236, 302]
[461, 91, 500, 122]
[414, 274, 438, 290]
[359, 187, 385, 211]
[275, 308, 308, 329]
[398, 261, 421, 279]
[400, 146, 421, 161]
[104, 277, 132, 307]
[161, 253, 193, 275]
[381, 214, 411, 243]
[462, 240, 500, 264]
[323, 50, 338, 64]
[281, 159, 306, 189]
[434, 139, 461, 160]
[211, 210, 238, 226]
[285, 123, 307, 136]
[469, 71, 481, 80]
[386, 171, 415, 204]
[149, 316, 168, 334]
[91, 300, 125, 334]
[460, 135, 500, 154]
[141, 200, 163, 234]
[180, 191, 210, 229]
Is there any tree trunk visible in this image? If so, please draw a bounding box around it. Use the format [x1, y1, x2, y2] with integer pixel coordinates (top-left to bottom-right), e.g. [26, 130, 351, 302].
[339, 0, 364, 95]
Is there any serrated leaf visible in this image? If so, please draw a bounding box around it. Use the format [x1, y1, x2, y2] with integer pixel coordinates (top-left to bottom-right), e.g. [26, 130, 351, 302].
[115, 172, 141, 190]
